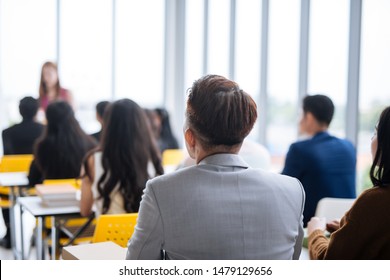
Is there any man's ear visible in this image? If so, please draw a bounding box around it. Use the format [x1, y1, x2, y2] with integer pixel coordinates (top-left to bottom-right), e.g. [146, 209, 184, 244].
[184, 128, 195, 148]
[305, 112, 316, 125]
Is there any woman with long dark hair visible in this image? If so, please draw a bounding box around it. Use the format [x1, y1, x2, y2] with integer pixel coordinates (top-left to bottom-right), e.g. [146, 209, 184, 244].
[80, 98, 164, 217]
[308, 106, 390, 259]
[28, 101, 97, 186]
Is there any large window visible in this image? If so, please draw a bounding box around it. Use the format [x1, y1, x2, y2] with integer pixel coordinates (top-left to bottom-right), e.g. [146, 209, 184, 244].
[59, 0, 112, 133]
[115, 0, 165, 108]
[184, 0, 204, 91]
[267, 0, 300, 160]
[358, 0, 390, 193]
[235, 0, 261, 103]
[0, 0, 56, 125]
[207, 0, 230, 77]
[308, 0, 350, 138]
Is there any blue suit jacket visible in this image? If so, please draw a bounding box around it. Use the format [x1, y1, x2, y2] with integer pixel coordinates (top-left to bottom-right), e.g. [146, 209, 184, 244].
[282, 132, 356, 226]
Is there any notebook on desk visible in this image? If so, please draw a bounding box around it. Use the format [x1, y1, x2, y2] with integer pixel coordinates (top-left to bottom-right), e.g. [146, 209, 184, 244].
[35, 184, 79, 206]
[62, 241, 127, 260]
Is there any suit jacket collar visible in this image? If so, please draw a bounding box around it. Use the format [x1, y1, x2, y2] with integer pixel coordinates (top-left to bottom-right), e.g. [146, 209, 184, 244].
[198, 153, 249, 169]
[313, 131, 330, 140]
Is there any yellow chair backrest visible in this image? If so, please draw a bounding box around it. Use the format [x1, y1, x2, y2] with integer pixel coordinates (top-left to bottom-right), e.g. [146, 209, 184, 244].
[92, 213, 138, 248]
[0, 154, 34, 173]
[0, 197, 11, 208]
[162, 149, 184, 167]
[0, 155, 33, 195]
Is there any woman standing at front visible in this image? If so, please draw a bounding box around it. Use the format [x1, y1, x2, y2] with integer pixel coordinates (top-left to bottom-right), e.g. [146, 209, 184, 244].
[38, 61, 73, 111]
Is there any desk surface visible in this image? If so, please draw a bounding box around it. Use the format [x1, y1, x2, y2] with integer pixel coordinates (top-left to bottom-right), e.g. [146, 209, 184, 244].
[17, 196, 81, 217]
[62, 241, 127, 260]
[0, 172, 28, 186]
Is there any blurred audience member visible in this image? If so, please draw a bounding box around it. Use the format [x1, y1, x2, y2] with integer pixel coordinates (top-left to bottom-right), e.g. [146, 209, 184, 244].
[80, 99, 163, 217]
[1, 96, 45, 248]
[145, 108, 179, 153]
[2, 96, 44, 155]
[308, 106, 390, 259]
[28, 101, 96, 186]
[38, 61, 73, 111]
[90, 101, 110, 142]
[282, 94, 356, 226]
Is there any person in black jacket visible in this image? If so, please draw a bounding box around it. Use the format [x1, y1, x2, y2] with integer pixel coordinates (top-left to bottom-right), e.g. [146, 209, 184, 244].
[1, 97, 44, 249]
[2, 96, 44, 155]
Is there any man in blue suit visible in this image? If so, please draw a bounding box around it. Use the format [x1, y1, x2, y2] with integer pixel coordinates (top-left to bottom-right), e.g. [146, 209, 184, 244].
[282, 94, 356, 226]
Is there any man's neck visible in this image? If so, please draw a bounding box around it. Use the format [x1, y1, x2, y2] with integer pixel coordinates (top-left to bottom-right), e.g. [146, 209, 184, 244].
[195, 145, 241, 164]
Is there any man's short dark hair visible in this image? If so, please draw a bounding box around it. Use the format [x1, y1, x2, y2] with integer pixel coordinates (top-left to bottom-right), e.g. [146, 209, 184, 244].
[303, 94, 334, 126]
[19, 96, 39, 121]
[96, 101, 110, 119]
[187, 75, 257, 148]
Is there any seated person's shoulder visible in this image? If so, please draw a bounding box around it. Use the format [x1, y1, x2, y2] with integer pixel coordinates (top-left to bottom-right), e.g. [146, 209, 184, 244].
[252, 167, 302, 186]
[356, 187, 390, 203]
[2, 124, 17, 135]
[287, 139, 311, 155]
[340, 137, 355, 149]
[149, 164, 198, 184]
[344, 187, 389, 221]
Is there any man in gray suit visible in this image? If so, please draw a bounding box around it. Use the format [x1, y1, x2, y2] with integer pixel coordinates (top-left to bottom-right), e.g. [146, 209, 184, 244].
[127, 75, 305, 260]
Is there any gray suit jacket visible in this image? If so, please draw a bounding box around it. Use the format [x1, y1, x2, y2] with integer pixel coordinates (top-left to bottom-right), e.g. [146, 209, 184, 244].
[127, 154, 305, 260]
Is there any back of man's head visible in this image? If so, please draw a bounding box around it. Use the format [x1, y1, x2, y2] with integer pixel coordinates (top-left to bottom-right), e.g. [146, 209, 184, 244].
[303, 94, 334, 126]
[186, 75, 257, 148]
[19, 96, 39, 121]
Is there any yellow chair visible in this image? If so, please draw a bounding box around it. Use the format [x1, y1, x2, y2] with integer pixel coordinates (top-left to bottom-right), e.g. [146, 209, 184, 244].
[0, 154, 34, 172]
[0, 154, 33, 197]
[92, 213, 138, 248]
[162, 149, 184, 167]
[0, 197, 10, 208]
[41, 179, 96, 253]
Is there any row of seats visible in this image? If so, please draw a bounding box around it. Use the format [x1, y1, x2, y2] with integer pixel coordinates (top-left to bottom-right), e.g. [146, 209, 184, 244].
[1, 151, 355, 256]
[0, 150, 184, 255]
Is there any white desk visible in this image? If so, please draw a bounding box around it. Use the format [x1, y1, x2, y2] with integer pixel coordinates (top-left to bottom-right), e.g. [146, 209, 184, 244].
[17, 196, 82, 260]
[0, 172, 29, 186]
[300, 248, 309, 260]
[0, 172, 29, 259]
[62, 241, 127, 260]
